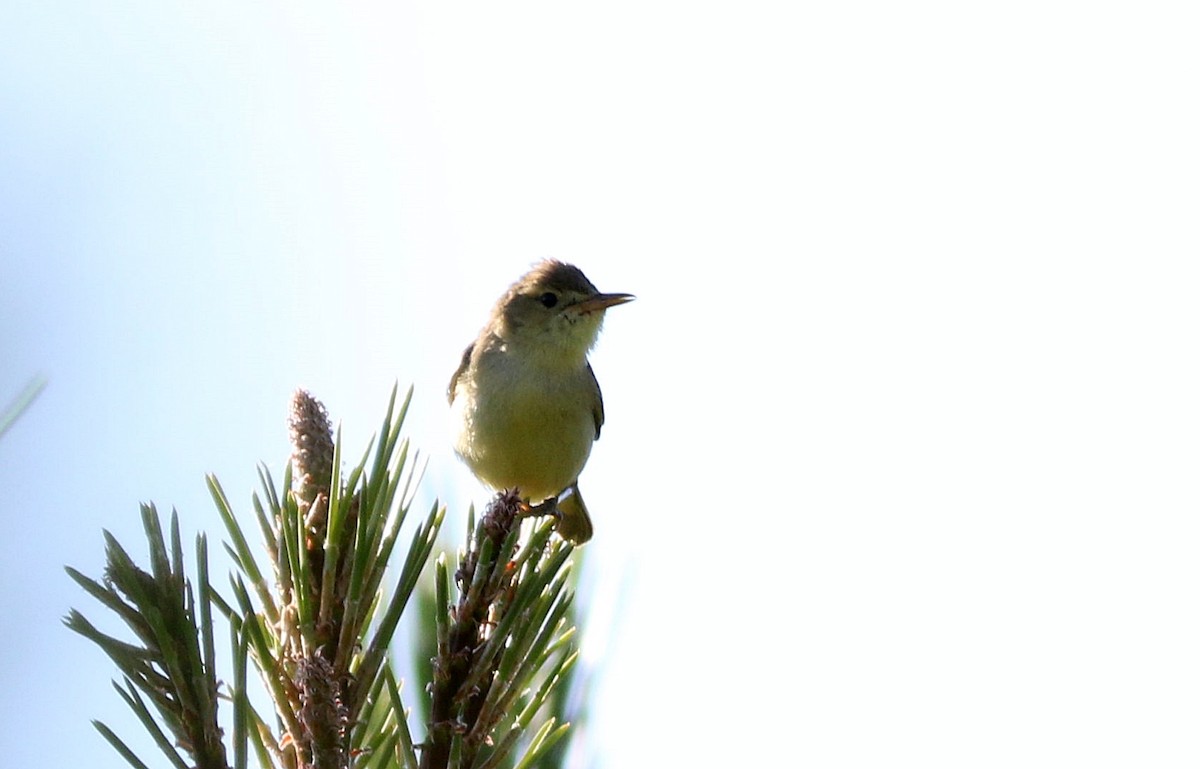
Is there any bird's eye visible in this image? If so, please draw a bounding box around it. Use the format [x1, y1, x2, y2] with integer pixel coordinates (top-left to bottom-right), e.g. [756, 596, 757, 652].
[539, 292, 558, 308]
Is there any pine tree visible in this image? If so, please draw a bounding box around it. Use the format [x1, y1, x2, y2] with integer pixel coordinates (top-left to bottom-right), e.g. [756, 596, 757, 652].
[66, 387, 584, 769]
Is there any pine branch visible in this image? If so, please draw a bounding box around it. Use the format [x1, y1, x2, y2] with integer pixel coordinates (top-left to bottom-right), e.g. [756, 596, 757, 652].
[215, 387, 440, 769]
[64, 506, 229, 769]
[419, 492, 577, 769]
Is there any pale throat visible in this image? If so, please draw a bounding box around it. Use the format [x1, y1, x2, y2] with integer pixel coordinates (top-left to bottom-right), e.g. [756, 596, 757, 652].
[499, 317, 602, 371]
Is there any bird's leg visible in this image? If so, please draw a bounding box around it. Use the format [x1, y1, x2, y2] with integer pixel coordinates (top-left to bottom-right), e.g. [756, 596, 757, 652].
[517, 495, 561, 521]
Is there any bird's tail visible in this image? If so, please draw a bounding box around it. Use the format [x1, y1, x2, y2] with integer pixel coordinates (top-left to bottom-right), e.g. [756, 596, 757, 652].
[555, 483, 594, 545]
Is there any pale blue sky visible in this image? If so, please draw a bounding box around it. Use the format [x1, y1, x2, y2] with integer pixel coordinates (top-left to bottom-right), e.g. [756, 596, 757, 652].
[3, 2, 1198, 767]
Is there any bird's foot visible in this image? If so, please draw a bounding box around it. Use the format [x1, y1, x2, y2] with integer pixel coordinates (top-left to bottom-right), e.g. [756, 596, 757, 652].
[518, 496, 561, 521]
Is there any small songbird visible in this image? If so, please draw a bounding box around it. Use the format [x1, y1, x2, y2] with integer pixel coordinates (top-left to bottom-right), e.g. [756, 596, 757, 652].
[448, 260, 633, 544]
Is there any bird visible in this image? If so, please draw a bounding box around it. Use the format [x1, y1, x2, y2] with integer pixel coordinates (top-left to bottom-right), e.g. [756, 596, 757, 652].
[448, 260, 633, 544]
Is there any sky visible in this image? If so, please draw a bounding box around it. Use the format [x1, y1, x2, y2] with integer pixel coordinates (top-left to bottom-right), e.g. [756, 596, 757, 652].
[2, 2, 1198, 767]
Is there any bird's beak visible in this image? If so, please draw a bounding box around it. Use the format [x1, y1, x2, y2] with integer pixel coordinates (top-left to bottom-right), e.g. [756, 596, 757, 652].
[573, 292, 635, 315]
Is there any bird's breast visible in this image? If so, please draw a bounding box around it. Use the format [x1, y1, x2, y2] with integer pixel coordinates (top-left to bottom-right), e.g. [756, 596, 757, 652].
[452, 354, 596, 502]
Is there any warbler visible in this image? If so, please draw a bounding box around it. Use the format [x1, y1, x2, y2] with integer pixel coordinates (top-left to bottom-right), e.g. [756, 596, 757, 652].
[448, 260, 633, 544]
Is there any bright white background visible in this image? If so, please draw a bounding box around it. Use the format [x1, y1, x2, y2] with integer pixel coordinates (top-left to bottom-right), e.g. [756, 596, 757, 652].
[2, 2, 1198, 767]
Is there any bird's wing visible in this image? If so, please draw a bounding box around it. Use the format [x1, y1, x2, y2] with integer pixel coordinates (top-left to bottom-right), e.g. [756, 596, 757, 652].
[587, 362, 604, 440]
[447, 342, 475, 404]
